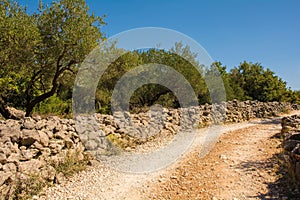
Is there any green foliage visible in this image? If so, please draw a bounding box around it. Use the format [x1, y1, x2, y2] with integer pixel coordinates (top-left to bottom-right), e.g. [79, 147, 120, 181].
[211, 62, 235, 101]
[0, 0, 40, 109]
[52, 149, 89, 177]
[129, 84, 179, 109]
[14, 173, 49, 200]
[295, 91, 300, 104]
[283, 90, 300, 104]
[33, 94, 71, 116]
[95, 45, 210, 113]
[229, 61, 290, 102]
[0, 0, 105, 117]
[0, 0, 298, 117]
[94, 47, 298, 114]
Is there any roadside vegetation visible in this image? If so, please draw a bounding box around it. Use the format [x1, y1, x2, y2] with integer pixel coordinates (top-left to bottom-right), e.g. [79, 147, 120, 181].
[1, 1, 299, 199]
[1, 0, 299, 119]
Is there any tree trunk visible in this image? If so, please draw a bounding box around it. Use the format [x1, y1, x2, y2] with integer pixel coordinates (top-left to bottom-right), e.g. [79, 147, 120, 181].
[25, 83, 59, 117]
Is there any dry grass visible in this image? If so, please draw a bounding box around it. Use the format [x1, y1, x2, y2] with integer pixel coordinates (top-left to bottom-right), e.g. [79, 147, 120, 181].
[14, 174, 50, 200]
[11, 149, 90, 200]
[53, 149, 89, 177]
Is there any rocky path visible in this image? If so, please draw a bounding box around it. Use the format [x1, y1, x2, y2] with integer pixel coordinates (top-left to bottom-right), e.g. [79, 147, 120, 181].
[38, 111, 300, 200]
[145, 120, 285, 199]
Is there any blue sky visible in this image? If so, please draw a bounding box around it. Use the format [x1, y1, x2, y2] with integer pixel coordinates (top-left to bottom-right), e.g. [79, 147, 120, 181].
[19, 0, 300, 90]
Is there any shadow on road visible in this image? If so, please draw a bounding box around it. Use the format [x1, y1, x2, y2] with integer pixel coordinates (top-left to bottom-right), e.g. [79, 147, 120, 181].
[235, 149, 299, 200]
[248, 117, 282, 125]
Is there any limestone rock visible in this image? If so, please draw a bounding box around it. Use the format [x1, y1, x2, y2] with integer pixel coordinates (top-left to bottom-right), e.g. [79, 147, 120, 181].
[55, 172, 66, 184]
[3, 163, 17, 173]
[38, 130, 50, 147]
[23, 118, 36, 129]
[20, 149, 40, 161]
[6, 106, 25, 119]
[49, 140, 65, 154]
[40, 165, 56, 181]
[0, 171, 12, 185]
[18, 159, 44, 174]
[21, 129, 40, 146]
[0, 152, 7, 164]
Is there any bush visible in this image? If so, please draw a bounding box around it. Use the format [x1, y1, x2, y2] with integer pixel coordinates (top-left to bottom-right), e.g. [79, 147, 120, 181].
[33, 95, 71, 117]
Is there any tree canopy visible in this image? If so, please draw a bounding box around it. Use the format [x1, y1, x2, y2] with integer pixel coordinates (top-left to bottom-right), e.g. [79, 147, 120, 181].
[0, 0, 298, 119]
[229, 61, 291, 102]
[0, 0, 105, 117]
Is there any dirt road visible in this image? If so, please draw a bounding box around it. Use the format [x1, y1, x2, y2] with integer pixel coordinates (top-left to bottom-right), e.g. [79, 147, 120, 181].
[144, 120, 286, 199]
[38, 111, 300, 200]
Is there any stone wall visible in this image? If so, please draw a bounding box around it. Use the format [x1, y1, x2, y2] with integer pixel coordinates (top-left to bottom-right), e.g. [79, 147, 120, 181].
[0, 100, 297, 198]
[95, 100, 294, 150]
[0, 116, 86, 199]
[281, 115, 300, 185]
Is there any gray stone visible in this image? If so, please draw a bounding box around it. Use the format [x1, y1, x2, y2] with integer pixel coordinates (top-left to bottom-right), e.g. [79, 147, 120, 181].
[0, 152, 7, 164]
[88, 131, 105, 140]
[3, 141, 19, 154]
[85, 140, 98, 150]
[5, 119, 21, 129]
[3, 163, 17, 173]
[32, 115, 42, 121]
[0, 171, 12, 185]
[46, 119, 59, 131]
[79, 133, 88, 144]
[0, 127, 21, 143]
[20, 149, 39, 160]
[0, 136, 10, 144]
[49, 140, 65, 154]
[40, 165, 56, 181]
[54, 131, 67, 140]
[18, 159, 44, 174]
[38, 130, 49, 147]
[0, 147, 10, 157]
[6, 106, 25, 119]
[55, 172, 66, 184]
[66, 125, 75, 132]
[41, 147, 51, 157]
[6, 153, 19, 163]
[32, 141, 44, 150]
[64, 137, 74, 148]
[21, 129, 40, 146]
[23, 118, 36, 129]
[44, 128, 53, 139]
[35, 119, 47, 130]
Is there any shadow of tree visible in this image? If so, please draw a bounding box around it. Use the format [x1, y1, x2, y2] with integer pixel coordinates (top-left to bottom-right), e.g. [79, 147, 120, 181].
[235, 141, 300, 200]
[248, 117, 282, 125]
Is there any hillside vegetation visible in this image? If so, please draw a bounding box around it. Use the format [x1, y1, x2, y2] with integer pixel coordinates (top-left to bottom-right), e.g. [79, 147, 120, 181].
[1, 0, 299, 119]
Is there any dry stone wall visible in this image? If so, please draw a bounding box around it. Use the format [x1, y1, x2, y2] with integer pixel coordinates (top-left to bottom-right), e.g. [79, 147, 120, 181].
[281, 115, 300, 185]
[0, 116, 86, 199]
[0, 100, 297, 198]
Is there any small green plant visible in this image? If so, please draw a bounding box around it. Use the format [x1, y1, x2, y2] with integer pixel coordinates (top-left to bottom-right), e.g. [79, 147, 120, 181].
[11, 149, 91, 199]
[53, 149, 89, 178]
[33, 94, 72, 118]
[106, 133, 148, 152]
[14, 174, 49, 200]
[107, 133, 122, 147]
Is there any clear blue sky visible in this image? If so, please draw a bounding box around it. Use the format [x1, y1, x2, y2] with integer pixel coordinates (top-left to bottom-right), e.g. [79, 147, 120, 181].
[19, 0, 300, 90]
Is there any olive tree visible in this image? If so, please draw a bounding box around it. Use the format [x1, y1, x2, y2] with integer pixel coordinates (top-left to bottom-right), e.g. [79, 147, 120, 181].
[0, 0, 105, 118]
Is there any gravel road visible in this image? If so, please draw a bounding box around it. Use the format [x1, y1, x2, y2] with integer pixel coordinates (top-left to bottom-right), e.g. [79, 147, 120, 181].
[37, 111, 300, 200]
